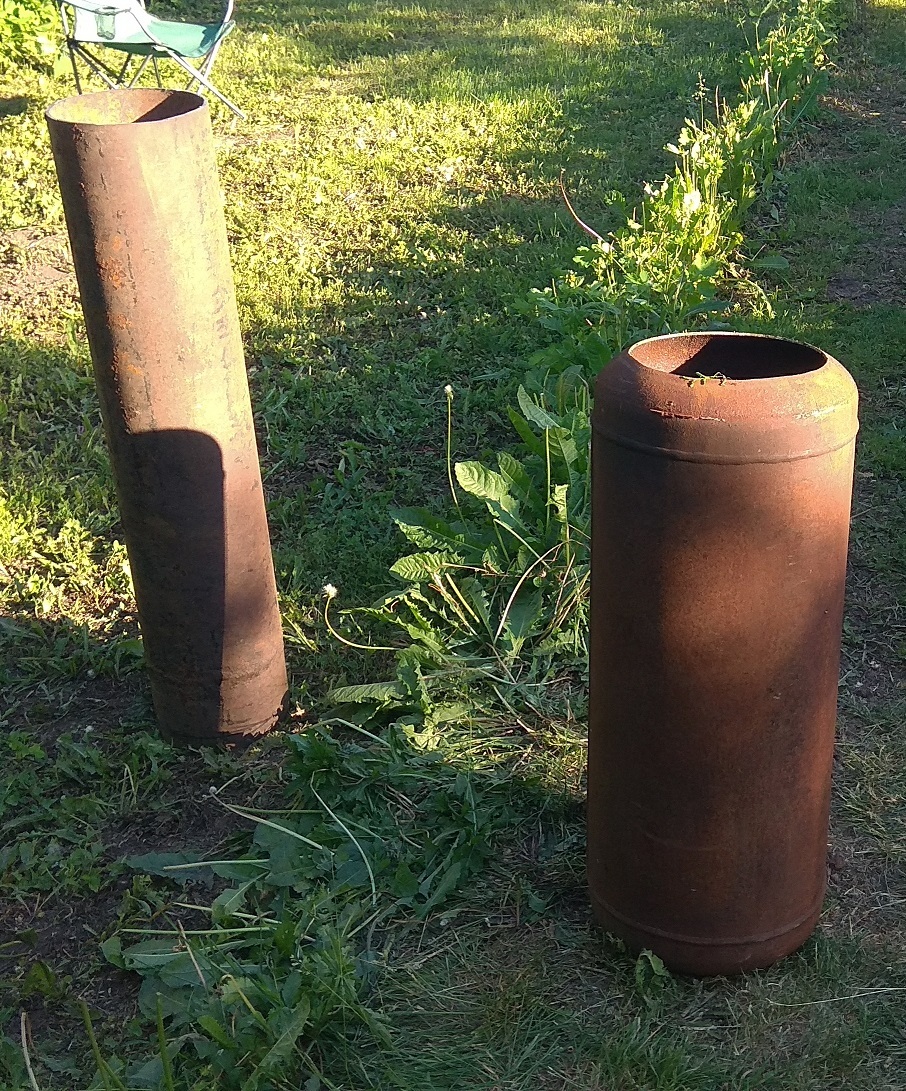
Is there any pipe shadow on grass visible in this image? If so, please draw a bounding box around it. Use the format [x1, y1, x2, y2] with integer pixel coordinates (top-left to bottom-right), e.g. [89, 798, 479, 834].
[0, 339, 291, 735]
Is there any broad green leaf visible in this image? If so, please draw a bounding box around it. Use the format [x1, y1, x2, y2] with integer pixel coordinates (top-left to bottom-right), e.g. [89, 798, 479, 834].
[211, 860, 269, 882]
[391, 507, 464, 551]
[126, 852, 215, 885]
[127, 1034, 191, 1088]
[393, 860, 420, 899]
[127, 1055, 165, 1089]
[497, 450, 543, 517]
[398, 607, 448, 655]
[516, 385, 560, 430]
[390, 550, 459, 583]
[240, 998, 311, 1089]
[211, 882, 252, 924]
[750, 252, 790, 271]
[506, 407, 546, 457]
[274, 918, 297, 959]
[21, 961, 58, 998]
[101, 936, 124, 967]
[334, 853, 372, 889]
[119, 938, 184, 967]
[198, 1014, 234, 1050]
[454, 461, 517, 513]
[550, 431, 578, 470]
[485, 498, 539, 554]
[328, 680, 406, 704]
[459, 576, 492, 634]
[253, 823, 326, 888]
[551, 483, 569, 524]
[419, 859, 464, 914]
[501, 588, 543, 655]
[137, 978, 193, 1020]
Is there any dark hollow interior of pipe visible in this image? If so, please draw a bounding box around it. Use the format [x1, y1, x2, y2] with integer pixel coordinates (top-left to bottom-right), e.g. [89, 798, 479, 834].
[46, 88, 203, 126]
[630, 333, 826, 380]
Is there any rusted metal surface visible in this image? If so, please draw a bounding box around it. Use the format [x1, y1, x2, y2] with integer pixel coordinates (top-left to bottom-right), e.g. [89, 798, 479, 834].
[588, 332, 859, 975]
[46, 88, 287, 743]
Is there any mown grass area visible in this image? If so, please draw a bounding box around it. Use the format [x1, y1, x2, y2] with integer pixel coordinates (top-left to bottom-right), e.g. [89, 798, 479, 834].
[0, 0, 750, 677]
[1, 0, 905, 1087]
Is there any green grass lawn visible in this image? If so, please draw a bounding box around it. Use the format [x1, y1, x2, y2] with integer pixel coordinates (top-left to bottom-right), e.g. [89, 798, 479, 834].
[1, 0, 906, 1086]
[0, 0, 749, 700]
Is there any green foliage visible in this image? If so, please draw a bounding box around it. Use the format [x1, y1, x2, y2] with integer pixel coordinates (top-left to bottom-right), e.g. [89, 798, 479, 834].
[858, 425, 906, 477]
[360, 0, 845, 717]
[0, 515, 142, 685]
[96, 724, 525, 1087]
[0, 0, 59, 73]
[531, 0, 843, 375]
[370, 368, 589, 678]
[0, 110, 63, 228]
[0, 730, 174, 896]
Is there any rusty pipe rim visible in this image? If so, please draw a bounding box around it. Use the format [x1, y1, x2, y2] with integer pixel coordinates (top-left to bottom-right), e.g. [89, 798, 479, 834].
[593, 331, 859, 464]
[46, 88, 205, 128]
[626, 330, 830, 384]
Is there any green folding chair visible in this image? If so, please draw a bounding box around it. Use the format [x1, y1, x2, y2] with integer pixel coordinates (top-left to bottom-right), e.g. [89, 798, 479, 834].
[59, 0, 245, 118]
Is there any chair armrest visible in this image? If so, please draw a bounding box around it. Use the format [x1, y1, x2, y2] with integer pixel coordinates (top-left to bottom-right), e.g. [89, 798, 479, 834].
[64, 0, 131, 13]
[222, 0, 234, 24]
[63, 0, 149, 42]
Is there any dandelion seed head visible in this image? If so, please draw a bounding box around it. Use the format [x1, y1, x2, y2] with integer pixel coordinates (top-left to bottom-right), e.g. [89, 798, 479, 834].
[444, 384, 453, 396]
[323, 583, 338, 599]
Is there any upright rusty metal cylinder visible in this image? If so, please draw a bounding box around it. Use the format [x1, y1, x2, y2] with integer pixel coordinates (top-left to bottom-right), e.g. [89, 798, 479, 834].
[588, 332, 858, 975]
[46, 89, 287, 743]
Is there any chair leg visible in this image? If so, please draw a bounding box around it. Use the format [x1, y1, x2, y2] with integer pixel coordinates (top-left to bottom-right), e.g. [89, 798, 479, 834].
[200, 38, 224, 80]
[67, 40, 83, 93]
[126, 54, 153, 87]
[66, 43, 162, 94]
[116, 53, 132, 84]
[73, 44, 121, 89]
[165, 51, 246, 118]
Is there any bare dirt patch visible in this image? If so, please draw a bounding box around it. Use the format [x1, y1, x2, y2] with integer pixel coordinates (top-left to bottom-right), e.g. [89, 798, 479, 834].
[825, 202, 906, 306]
[0, 228, 76, 307]
[782, 67, 906, 307]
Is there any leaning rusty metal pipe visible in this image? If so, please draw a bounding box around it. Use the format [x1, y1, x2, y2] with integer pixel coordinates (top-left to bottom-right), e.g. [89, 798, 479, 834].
[46, 89, 287, 743]
[589, 332, 858, 975]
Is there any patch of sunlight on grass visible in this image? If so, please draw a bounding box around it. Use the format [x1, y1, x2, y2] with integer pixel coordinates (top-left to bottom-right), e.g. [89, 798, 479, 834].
[1, 0, 745, 696]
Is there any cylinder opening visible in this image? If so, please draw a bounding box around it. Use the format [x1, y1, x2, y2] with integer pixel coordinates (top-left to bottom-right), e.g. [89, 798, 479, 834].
[46, 89, 204, 127]
[629, 333, 826, 380]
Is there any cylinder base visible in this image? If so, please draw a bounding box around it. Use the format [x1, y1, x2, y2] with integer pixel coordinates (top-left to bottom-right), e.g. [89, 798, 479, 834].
[590, 888, 823, 976]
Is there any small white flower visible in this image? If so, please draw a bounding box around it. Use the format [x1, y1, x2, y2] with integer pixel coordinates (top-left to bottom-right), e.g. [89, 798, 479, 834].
[444, 384, 453, 396]
[683, 188, 703, 214]
[322, 583, 338, 599]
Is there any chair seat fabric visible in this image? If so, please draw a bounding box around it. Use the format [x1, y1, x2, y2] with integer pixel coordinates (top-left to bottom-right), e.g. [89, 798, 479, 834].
[86, 17, 229, 57]
[136, 16, 228, 56]
[69, 6, 230, 58]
